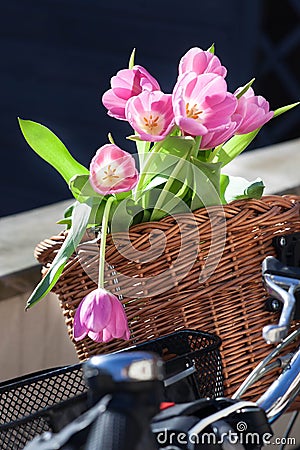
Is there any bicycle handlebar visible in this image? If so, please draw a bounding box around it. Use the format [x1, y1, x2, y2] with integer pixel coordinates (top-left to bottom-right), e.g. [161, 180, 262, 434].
[83, 353, 163, 450]
[257, 344, 300, 423]
[85, 394, 159, 450]
[262, 256, 300, 343]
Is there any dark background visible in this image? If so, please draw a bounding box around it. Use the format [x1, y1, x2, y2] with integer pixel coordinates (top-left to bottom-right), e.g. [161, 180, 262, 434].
[1, 0, 299, 217]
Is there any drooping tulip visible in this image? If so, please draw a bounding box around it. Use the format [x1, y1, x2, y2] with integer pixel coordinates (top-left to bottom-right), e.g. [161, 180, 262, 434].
[234, 87, 274, 134]
[73, 288, 130, 343]
[172, 72, 237, 137]
[89, 144, 138, 195]
[102, 65, 160, 120]
[125, 90, 174, 141]
[179, 47, 227, 78]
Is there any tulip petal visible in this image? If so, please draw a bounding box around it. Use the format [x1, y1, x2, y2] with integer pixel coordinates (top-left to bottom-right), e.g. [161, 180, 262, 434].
[89, 144, 138, 195]
[176, 117, 208, 136]
[126, 90, 174, 142]
[102, 89, 128, 120]
[200, 118, 241, 150]
[106, 300, 131, 340]
[72, 288, 130, 344]
[88, 330, 104, 342]
[79, 289, 112, 332]
[179, 47, 227, 78]
[234, 88, 274, 134]
[173, 72, 237, 137]
[102, 328, 115, 343]
[73, 300, 88, 341]
[102, 65, 160, 120]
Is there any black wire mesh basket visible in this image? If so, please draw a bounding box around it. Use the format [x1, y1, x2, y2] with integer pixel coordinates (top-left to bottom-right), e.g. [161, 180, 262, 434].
[0, 329, 223, 449]
[0, 364, 87, 449]
[127, 329, 224, 403]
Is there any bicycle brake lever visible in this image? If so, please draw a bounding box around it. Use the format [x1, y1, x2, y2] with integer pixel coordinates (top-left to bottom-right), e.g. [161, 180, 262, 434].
[262, 257, 300, 344]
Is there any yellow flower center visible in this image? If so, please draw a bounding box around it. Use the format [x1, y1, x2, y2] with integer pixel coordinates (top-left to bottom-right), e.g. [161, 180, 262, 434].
[102, 165, 120, 183]
[143, 114, 160, 131]
[186, 102, 203, 120]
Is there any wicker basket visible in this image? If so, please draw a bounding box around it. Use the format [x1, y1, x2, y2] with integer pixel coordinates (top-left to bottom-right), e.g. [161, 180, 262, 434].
[35, 195, 300, 404]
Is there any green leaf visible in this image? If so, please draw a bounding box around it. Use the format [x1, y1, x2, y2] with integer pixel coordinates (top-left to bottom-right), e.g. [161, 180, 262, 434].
[135, 136, 195, 197]
[219, 174, 230, 204]
[146, 193, 184, 221]
[69, 174, 103, 201]
[245, 180, 265, 198]
[128, 48, 136, 69]
[273, 102, 299, 118]
[141, 175, 168, 193]
[235, 78, 255, 99]
[64, 202, 76, 218]
[56, 202, 75, 228]
[140, 209, 151, 223]
[90, 198, 107, 226]
[159, 135, 196, 158]
[190, 159, 222, 209]
[134, 139, 151, 170]
[169, 126, 181, 137]
[127, 135, 151, 168]
[108, 132, 115, 144]
[150, 178, 192, 220]
[18, 119, 89, 184]
[195, 149, 211, 162]
[207, 43, 215, 54]
[110, 197, 138, 232]
[127, 134, 143, 141]
[220, 174, 264, 203]
[25, 200, 92, 309]
[114, 190, 132, 200]
[136, 176, 166, 213]
[213, 129, 260, 167]
[56, 217, 72, 227]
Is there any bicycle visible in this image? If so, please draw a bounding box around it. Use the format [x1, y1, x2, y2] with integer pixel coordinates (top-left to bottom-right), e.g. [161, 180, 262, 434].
[2, 254, 300, 449]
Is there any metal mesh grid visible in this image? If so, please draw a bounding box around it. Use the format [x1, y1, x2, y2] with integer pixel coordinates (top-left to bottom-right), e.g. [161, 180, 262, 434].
[128, 330, 224, 401]
[0, 330, 223, 449]
[0, 364, 87, 449]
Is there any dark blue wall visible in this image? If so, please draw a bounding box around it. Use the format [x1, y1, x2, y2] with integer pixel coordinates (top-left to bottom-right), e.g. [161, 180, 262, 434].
[1, 0, 298, 217]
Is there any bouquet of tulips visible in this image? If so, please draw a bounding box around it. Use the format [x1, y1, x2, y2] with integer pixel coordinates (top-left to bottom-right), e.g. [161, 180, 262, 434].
[19, 45, 298, 344]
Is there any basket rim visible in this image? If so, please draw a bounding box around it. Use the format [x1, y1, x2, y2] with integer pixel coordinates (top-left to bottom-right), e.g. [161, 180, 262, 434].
[34, 194, 300, 264]
[125, 329, 222, 355]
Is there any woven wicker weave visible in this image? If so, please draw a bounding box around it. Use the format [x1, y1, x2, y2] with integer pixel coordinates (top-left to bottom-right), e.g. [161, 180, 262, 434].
[35, 195, 300, 404]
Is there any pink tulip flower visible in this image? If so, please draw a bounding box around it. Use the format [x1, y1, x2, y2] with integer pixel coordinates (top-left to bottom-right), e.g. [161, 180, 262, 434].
[173, 72, 237, 137]
[125, 90, 174, 141]
[179, 47, 227, 78]
[89, 144, 138, 195]
[234, 87, 274, 134]
[200, 116, 242, 150]
[73, 288, 130, 343]
[102, 65, 160, 120]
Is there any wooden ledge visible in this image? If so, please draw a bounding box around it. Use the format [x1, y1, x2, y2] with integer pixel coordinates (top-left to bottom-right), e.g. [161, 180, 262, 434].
[0, 200, 71, 279]
[225, 137, 300, 194]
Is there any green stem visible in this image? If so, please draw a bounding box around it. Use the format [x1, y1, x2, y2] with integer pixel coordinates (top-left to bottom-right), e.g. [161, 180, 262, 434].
[193, 136, 201, 157]
[98, 196, 115, 288]
[149, 136, 201, 221]
[149, 155, 187, 221]
[149, 136, 202, 221]
[134, 141, 165, 200]
[207, 145, 222, 163]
